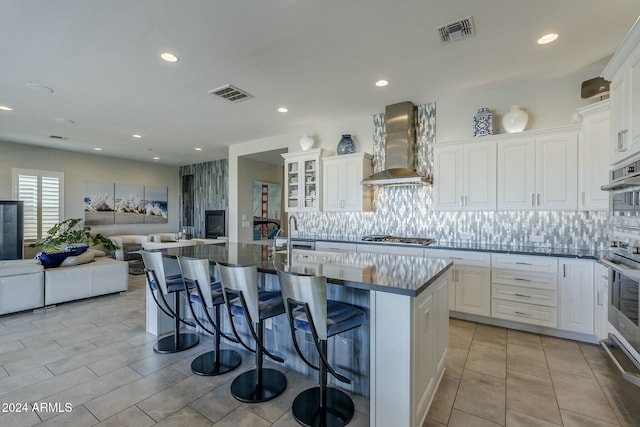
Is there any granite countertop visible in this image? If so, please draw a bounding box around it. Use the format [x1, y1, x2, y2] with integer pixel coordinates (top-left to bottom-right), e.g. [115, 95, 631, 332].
[165, 242, 453, 297]
[293, 236, 604, 260]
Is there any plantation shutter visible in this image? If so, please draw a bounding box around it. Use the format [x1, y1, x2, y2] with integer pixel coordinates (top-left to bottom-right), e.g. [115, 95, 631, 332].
[12, 169, 64, 242]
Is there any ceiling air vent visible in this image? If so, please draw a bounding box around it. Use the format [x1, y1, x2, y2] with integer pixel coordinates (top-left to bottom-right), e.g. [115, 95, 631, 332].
[437, 16, 475, 44]
[208, 84, 254, 103]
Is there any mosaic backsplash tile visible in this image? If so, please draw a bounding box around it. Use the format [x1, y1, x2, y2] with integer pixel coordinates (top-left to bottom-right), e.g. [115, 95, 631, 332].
[294, 104, 611, 250]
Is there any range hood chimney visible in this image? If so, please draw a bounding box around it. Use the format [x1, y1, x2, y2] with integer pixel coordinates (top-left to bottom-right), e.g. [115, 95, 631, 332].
[361, 101, 429, 186]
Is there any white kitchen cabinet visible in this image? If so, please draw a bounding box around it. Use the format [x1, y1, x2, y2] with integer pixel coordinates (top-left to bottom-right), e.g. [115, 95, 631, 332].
[603, 18, 640, 165]
[282, 149, 324, 212]
[497, 128, 578, 210]
[558, 259, 595, 335]
[426, 249, 491, 316]
[356, 243, 424, 257]
[577, 101, 610, 210]
[433, 140, 496, 211]
[323, 152, 372, 212]
[315, 241, 358, 252]
[594, 262, 610, 340]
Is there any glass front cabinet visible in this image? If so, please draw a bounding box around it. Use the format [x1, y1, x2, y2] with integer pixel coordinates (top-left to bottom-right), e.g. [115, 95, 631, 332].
[281, 149, 324, 212]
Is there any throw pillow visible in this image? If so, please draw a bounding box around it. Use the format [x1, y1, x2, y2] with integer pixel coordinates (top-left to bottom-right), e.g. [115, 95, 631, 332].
[36, 251, 70, 269]
[60, 251, 95, 267]
[65, 245, 89, 256]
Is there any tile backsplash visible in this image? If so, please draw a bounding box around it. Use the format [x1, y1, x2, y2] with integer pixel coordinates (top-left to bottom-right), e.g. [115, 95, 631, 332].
[295, 105, 611, 250]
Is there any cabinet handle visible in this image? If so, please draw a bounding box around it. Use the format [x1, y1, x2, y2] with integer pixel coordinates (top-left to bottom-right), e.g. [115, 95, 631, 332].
[537, 193, 540, 206]
[514, 277, 531, 282]
[581, 191, 586, 206]
[514, 311, 532, 317]
[532, 193, 536, 206]
[515, 262, 532, 266]
[619, 130, 629, 152]
[515, 293, 532, 298]
[449, 257, 463, 260]
[460, 196, 464, 207]
[597, 290, 603, 306]
[563, 264, 566, 278]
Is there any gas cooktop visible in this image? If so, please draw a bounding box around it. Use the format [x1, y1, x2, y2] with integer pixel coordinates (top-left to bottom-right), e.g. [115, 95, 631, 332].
[361, 235, 437, 246]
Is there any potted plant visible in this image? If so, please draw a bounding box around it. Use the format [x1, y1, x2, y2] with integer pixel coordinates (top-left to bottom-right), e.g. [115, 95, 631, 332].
[29, 218, 118, 252]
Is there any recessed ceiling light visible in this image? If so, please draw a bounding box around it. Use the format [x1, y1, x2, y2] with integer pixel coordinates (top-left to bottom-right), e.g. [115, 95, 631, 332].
[0, 105, 13, 111]
[160, 52, 179, 63]
[278, 107, 289, 113]
[375, 80, 389, 87]
[152, 156, 160, 161]
[132, 134, 143, 139]
[25, 83, 54, 93]
[537, 33, 558, 45]
[195, 147, 203, 151]
[94, 147, 103, 151]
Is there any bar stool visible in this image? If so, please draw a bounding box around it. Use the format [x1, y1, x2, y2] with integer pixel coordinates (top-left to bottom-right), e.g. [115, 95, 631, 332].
[141, 250, 199, 353]
[277, 270, 366, 427]
[177, 256, 242, 376]
[217, 261, 287, 403]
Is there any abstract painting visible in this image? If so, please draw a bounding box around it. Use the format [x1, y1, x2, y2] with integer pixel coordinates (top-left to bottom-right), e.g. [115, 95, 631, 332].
[144, 186, 168, 224]
[84, 181, 115, 225]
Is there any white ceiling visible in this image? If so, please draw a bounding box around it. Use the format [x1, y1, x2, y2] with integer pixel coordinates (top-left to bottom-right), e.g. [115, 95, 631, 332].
[1, 1, 639, 166]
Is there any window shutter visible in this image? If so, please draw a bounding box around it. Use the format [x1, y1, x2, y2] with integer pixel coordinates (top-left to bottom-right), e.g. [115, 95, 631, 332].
[13, 169, 63, 242]
[17, 173, 39, 241]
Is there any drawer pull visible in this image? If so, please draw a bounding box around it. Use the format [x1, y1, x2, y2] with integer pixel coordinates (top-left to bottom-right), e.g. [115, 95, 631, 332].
[449, 257, 463, 260]
[514, 311, 532, 317]
[514, 293, 532, 298]
[515, 262, 532, 266]
[514, 277, 531, 282]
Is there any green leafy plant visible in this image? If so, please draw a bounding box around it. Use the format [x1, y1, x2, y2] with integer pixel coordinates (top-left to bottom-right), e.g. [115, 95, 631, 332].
[29, 218, 118, 252]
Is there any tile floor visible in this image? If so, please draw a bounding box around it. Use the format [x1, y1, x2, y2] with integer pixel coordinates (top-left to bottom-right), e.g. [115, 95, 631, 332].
[0, 273, 638, 426]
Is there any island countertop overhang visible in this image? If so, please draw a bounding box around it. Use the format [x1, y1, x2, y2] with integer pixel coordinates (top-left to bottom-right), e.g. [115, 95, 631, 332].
[164, 242, 453, 297]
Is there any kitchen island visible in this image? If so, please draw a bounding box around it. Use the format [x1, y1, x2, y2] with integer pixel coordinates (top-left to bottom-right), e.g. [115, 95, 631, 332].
[165, 242, 452, 427]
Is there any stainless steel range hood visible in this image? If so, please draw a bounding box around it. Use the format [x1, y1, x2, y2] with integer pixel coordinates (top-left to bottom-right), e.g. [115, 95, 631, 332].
[361, 101, 430, 186]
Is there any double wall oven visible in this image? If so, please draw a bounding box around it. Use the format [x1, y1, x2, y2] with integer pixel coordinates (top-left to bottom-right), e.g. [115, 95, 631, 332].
[600, 158, 640, 386]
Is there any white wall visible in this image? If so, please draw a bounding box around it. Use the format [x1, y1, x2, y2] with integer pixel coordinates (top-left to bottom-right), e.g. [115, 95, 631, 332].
[0, 139, 180, 237]
[237, 156, 284, 243]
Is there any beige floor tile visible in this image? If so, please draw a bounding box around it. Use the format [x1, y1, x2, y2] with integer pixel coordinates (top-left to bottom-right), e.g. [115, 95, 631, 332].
[544, 340, 594, 378]
[506, 410, 562, 427]
[472, 324, 507, 350]
[213, 406, 272, 427]
[507, 329, 543, 350]
[152, 406, 213, 427]
[423, 418, 447, 427]
[449, 323, 475, 350]
[36, 404, 99, 427]
[84, 366, 187, 421]
[189, 379, 241, 422]
[427, 374, 459, 425]
[3, 340, 97, 375]
[466, 342, 506, 379]
[580, 343, 611, 372]
[453, 369, 505, 425]
[0, 409, 42, 427]
[45, 340, 133, 375]
[0, 365, 53, 396]
[506, 370, 562, 425]
[448, 408, 503, 427]
[7, 366, 98, 404]
[86, 342, 156, 376]
[507, 342, 550, 380]
[551, 369, 619, 425]
[561, 409, 621, 427]
[445, 344, 468, 379]
[591, 368, 640, 427]
[94, 405, 155, 427]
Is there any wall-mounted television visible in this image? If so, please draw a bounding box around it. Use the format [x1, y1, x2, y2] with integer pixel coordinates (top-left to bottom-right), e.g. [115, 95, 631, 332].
[0, 201, 24, 260]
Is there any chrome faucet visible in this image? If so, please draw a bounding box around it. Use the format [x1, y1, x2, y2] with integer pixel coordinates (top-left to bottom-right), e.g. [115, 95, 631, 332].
[271, 228, 284, 254]
[287, 215, 298, 269]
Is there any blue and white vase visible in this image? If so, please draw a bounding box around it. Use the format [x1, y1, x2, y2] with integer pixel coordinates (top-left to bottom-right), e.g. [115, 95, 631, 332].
[473, 108, 493, 137]
[337, 134, 355, 155]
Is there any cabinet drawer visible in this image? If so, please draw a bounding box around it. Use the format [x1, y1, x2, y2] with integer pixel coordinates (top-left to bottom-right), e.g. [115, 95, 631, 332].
[425, 249, 491, 267]
[491, 299, 557, 328]
[491, 254, 558, 274]
[315, 242, 357, 252]
[492, 284, 557, 308]
[492, 269, 557, 290]
[357, 243, 424, 257]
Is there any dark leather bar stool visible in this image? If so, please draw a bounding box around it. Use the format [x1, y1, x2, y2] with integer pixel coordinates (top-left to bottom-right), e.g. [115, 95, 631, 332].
[141, 250, 199, 353]
[217, 261, 287, 403]
[177, 256, 242, 376]
[277, 270, 366, 427]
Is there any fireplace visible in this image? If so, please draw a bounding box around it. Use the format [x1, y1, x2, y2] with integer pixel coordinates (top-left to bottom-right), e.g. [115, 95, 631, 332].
[205, 210, 226, 238]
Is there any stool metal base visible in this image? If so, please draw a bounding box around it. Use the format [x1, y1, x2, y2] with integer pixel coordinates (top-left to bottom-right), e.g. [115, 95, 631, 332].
[191, 349, 242, 376]
[231, 368, 287, 403]
[292, 387, 355, 427]
[154, 333, 199, 354]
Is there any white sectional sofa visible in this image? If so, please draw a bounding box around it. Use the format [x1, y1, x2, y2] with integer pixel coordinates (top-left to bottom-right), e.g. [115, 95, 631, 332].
[0, 254, 128, 316]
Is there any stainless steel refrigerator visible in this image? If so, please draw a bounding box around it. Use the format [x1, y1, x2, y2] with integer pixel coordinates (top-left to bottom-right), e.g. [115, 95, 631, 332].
[0, 201, 24, 260]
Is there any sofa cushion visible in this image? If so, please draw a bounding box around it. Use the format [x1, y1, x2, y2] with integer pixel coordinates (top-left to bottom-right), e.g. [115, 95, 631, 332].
[0, 260, 43, 277]
[60, 250, 95, 267]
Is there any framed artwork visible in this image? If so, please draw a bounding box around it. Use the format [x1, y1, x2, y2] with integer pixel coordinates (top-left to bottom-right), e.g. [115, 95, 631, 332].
[252, 181, 282, 240]
[144, 186, 168, 224]
[84, 181, 115, 225]
[115, 183, 144, 224]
